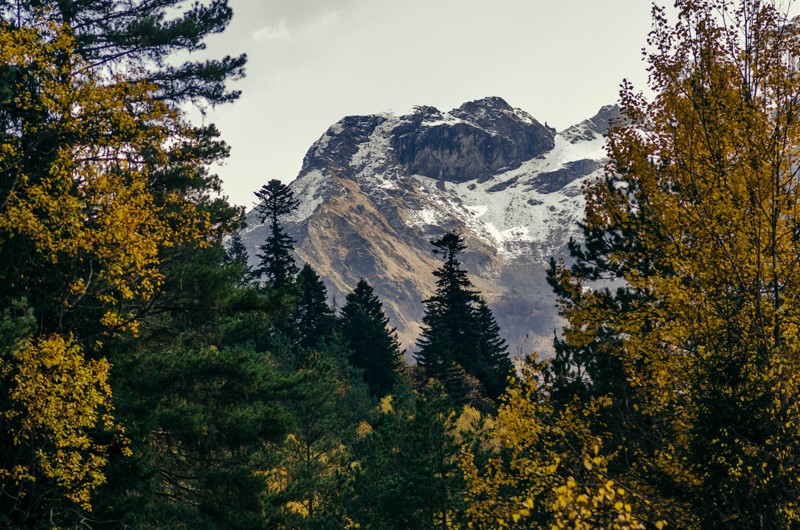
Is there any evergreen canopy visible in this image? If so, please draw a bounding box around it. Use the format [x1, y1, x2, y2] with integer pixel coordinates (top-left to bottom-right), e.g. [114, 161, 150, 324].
[339, 278, 403, 397]
[0, 0, 246, 106]
[415, 233, 511, 402]
[254, 179, 300, 289]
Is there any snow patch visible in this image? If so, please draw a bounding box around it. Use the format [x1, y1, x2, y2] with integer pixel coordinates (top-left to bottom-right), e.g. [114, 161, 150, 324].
[484, 224, 534, 244]
[411, 207, 439, 226]
[423, 114, 467, 127]
[287, 169, 326, 223]
[351, 115, 399, 179]
[558, 133, 606, 164]
[513, 108, 535, 124]
[375, 176, 397, 190]
[467, 205, 488, 218]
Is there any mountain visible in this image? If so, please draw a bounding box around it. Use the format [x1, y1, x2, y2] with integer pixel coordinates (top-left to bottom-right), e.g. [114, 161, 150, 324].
[241, 97, 618, 356]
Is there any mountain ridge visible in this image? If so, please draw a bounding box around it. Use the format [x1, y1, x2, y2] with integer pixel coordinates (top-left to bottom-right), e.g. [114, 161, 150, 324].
[242, 97, 618, 355]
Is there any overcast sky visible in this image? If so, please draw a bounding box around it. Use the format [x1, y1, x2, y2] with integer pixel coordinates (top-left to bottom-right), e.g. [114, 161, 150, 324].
[199, 1, 656, 208]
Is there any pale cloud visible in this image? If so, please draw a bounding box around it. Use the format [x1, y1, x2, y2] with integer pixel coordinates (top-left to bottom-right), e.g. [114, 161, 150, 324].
[253, 19, 291, 42]
[252, 9, 340, 42]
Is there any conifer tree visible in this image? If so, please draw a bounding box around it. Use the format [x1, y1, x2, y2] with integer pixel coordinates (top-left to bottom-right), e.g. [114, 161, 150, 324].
[416, 233, 480, 388]
[254, 179, 300, 290]
[415, 233, 511, 403]
[474, 298, 514, 399]
[350, 386, 466, 529]
[90, 242, 295, 529]
[224, 231, 255, 285]
[294, 264, 335, 349]
[339, 279, 403, 397]
[264, 351, 359, 529]
[1, 0, 246, 106]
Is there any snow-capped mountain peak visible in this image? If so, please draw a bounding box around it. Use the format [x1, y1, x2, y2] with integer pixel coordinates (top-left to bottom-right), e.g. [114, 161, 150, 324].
[243, 99, 619, 354]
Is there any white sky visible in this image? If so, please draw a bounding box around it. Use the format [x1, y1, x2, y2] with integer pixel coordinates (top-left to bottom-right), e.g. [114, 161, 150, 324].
[199, 0, 656, 208]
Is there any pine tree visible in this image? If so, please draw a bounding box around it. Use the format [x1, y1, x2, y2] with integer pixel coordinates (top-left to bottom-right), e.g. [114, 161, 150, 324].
[339, 279, 403, 397]
[1, 0, 246, 106]
[100, 344, 292, 529]
[294, 264, 335, 349]
[415, 233, 510, 403]
[254, 179, 300, 290]
[90, 242, 295, 529]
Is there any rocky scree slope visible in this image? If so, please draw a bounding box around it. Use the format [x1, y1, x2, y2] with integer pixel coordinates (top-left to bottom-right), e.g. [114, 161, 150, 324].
[242, 97, 618, 356]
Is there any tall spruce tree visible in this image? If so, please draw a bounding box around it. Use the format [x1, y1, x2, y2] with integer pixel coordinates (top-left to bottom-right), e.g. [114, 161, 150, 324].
[415, 233, 511, 403]
[254, 179, 300, 290]
[339, 279, 403, 397]
[474, 298, 513, 400]
[294, 264, 335, 350]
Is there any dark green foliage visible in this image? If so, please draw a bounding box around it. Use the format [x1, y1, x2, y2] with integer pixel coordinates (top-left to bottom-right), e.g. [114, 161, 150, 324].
[98, 344, 293, 530]
[254, 179, 300, 289]
[544, 237, 651, 481]
[544, 213, 656, 405]
[293, 264, 335, 349]
[543, 284, 629, 406]
[339, 278, 403, 397]
[473, 298, 514, 400]
[415, 233, 511, 403]
[0, 298, 34, 354]
[224, 231, 256, 285]
[92, 242, 296, 529]
[1, 0, 246, 106]
[264, 347, 369, 529]
[150, 122, 235, 212]
[349, 385, 465, 529]
[0, 300, 40, 527]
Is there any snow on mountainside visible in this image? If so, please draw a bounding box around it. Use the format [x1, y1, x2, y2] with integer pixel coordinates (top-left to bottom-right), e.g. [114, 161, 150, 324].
[241, 97, 619, 356]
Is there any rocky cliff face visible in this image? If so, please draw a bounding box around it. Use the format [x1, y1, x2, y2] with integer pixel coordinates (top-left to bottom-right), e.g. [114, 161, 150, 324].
[241, 97, 618, 357]
[392, 97, 556, 182]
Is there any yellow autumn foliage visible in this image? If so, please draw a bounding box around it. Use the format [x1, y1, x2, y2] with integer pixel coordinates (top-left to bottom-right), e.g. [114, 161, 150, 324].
[461, 365, 559, 529]
[0, 334, 128, 510]
[462, 360, 657, 529]
[550, 447, 650, 530]
[0, 20, 216, 514]
[0, 22, 210, 335]
[548, 1, 800, 527]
